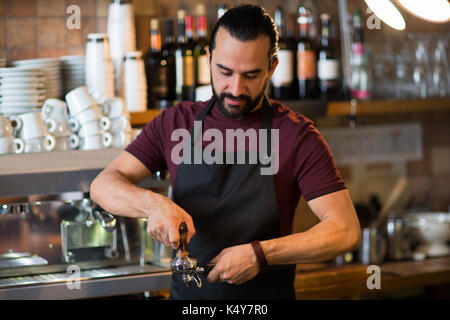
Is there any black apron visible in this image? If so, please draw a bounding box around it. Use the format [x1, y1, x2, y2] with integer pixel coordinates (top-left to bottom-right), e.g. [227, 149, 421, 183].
[170, 96, 296, 300]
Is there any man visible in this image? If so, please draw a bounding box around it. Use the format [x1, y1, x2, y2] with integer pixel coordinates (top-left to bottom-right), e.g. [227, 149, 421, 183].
[90, 5, 360, 299]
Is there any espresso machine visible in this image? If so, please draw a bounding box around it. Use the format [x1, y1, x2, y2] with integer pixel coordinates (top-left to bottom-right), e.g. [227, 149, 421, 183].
[0, 149, 172, 299]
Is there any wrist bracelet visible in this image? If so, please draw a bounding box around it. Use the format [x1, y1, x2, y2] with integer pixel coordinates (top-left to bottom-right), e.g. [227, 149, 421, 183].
[250, 240, 268, 270]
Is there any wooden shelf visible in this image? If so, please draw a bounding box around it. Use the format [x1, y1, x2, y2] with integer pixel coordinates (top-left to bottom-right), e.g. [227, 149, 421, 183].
[294, 257, 450, 299]
[129, 98, 450, 126]
[327, 98, 450, 116]
[130, 109, 163, 126]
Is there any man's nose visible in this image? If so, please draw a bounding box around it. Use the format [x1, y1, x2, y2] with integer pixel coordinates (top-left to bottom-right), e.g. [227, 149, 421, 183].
[229, 75, 246, 98]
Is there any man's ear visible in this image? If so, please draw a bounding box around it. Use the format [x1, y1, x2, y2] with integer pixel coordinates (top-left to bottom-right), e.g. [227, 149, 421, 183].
[268, 56, 278, 79]
[207, 46, 211, 63]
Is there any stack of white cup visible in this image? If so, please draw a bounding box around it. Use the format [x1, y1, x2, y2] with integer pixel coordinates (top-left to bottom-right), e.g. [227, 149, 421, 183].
[102, 97, 133, 149]
[122, 51, 147, 112]
[107, 0, 136, 96]
[8, 111, 56, 154]
[41, 99, 76, 152]
[66, 86, 112, 151]
[85, 33, 115, 103]
[0, 115, 23, 155]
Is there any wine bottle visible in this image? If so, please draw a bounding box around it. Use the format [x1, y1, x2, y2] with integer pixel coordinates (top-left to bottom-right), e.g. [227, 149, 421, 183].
[144, 19, 169, 109]
[297, 6, 318, 99]
[195, 4, 211, 88]
[271, 6, 296, 100]
[161, 19, 177, 105]
[318, 13, 340, 100]
[350, 9, 372, 100]
[175, 9, 196, 102]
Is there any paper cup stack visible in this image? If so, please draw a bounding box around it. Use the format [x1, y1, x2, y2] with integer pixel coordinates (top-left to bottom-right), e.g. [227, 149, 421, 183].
[60, 55, 86, 95]
[0, 115, 23, 155]
[122, 51, 147, 112]
[107, 0, 136, 95]
[12, 58, 63, 99]
[102, 97, 132, 149]
[85, 33, 115, 103]
[40, 99, 76, 152]
[8, 111, 55, 154]
[66, 86, 112, 151]
[0, 67, 47, 116]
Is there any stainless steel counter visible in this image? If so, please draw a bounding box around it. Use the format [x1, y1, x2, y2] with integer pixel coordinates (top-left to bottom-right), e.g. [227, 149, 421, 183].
[0, 264, 172, 299]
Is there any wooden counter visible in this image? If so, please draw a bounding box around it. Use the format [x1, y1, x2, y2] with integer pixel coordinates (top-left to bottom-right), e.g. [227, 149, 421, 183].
[295, 257, 450, 299]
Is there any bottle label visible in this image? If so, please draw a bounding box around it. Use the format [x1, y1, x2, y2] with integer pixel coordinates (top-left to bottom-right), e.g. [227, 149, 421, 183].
[271, 49, 293, 87]
[318, 59, 339, 80]
[350, 89, 371, 99]
[176, 52, 195, 92]
[184, 55, 195, 86]
[297, 50, 317, 80]
[176, 51, 183, 94]
[197, 54, 210, 85]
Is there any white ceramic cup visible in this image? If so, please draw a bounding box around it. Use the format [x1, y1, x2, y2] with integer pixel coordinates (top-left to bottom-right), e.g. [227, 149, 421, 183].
[77, 119, 110, 138]
[54, 136, 71, 152]
[65, 86, 98, 116]
[45, 118, 71, 138]
[79, 132, 112, 150]
[0, 115, 14, 137]
[112, 131, 133, 149]
[42, 99, 68, 120]
[69, 116, 110, 133]
[0, 135, 24, 154]
[110, 116, 132, 133]
[14, 112, 49, 140]
[22, 135, 55, 153]
[72, 105, 104, 125]
[102, 97, 130, 119]
[69, 134, 80, 149]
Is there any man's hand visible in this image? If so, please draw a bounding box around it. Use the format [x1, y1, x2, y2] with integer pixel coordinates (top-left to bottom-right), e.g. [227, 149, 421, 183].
[207, 243, 259, 285]
[146, 192, 195, 249]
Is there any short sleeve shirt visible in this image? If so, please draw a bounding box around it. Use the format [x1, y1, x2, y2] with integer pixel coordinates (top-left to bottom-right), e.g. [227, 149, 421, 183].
[126, 99, 346, 235]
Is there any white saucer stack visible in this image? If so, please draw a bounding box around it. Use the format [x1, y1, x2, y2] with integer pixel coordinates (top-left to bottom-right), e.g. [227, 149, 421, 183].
[60, 55, 86, 95]
[0, 67, 47, 116]
[12, 58, 63, 99]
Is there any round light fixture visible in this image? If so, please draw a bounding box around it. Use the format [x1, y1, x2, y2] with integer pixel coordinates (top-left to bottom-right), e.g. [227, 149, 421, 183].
[396, 0, 450, 23]
[364, 0, 406, 30]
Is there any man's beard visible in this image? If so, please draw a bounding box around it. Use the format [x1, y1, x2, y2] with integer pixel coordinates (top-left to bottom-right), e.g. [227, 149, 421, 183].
[211, 78, 267, 119]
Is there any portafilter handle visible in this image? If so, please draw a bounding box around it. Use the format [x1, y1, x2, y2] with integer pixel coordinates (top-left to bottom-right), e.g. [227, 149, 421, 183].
[178, 221, 188, 252]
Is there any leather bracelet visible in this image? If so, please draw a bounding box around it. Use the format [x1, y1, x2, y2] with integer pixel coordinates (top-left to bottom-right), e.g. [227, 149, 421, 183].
[250, 240, 268, 270]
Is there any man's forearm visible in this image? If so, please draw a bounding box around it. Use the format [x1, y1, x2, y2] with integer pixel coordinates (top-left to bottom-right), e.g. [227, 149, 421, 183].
[260, 218, 360, 265]
[90, 170, 158, 219]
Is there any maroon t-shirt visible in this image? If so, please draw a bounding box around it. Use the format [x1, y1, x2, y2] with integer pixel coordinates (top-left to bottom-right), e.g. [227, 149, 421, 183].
[125, 99, 346, 235]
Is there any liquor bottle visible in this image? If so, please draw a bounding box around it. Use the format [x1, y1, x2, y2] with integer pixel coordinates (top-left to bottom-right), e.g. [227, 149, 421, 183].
[270, 7, 296, 100]
[350, 9, 372, 100]
[175, 9, 196, 102]
[144, 19, 169, 109]
[195, 4, 211, 88]
[297, 6, 318, 99]
[161, 19, 177, 105]
[318, 14, 340, 100]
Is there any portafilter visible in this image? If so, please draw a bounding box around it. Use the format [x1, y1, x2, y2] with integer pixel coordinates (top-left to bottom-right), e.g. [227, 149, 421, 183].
[170, 222, 215, 288]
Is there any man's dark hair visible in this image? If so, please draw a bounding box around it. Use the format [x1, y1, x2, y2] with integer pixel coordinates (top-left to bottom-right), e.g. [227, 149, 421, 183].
[209, 5, 279, 68]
